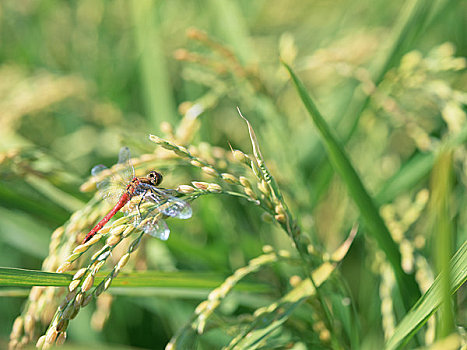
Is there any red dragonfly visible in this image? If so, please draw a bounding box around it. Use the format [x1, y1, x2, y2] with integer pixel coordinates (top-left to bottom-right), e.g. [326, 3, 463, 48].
[83, 147, 191, 243]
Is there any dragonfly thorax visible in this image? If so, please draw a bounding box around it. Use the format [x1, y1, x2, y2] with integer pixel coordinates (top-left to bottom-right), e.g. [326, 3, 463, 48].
[127, 170, 163, 196]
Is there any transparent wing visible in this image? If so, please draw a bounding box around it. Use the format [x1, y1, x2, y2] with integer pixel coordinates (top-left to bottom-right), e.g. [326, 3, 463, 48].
[91, 164, 110, 194]
[90, 147, 134, 203]
[145, 187, 192, 219]
[91, 164, 108, 177]
[124, 201, 171, 241]
[140, 216, 170, 241]
[118, 147, 130, 164]
[116, 146, 135, 181]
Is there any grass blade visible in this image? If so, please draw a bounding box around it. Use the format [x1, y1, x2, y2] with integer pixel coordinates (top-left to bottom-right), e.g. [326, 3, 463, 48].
[336, 0, 434, 140]
[0, 267, 270, 292]
[375, 152, 435, 205]
[385, 241, 467, 350]
[308, 0, 452, 211]
[0, 268, 72, 287]
[131, 0, 176, 128]
[207, 0, 255, 64]
[430, 149, 455, 337]
[283, 62, 420, 310]
[0, 208, 50, 258]
[376, 124, 467, 205]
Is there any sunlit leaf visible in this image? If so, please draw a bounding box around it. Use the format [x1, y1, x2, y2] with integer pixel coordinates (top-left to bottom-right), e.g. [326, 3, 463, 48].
[386, 241, 467, 350]
[283, 61, 420, 310]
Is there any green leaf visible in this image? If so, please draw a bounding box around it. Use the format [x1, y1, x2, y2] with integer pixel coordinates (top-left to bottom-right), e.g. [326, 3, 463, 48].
[385, 240, 467, 350]
[130, 0, 176, 129]
[0, 208, 50, 258]
[303, 0, 440, 209]
[282, 61, 420, 310]
[375, 152, 435, 205]
[336, 0, 436, 141]
[206, 0, 255, 64]
[430, 149, 455, 337]
[0, 267, 72, 287]
[0, 267, 270, 292]
[376, 123, 467, 205]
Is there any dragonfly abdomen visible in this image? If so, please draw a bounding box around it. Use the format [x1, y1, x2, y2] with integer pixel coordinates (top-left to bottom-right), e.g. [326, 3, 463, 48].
[82, 192, 130, 243]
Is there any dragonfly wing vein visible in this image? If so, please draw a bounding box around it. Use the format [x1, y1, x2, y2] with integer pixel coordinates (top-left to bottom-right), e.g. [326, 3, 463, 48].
[141, 217, 170, 241]
[144, 190, 192, 219]
[117, 146, 135, 181]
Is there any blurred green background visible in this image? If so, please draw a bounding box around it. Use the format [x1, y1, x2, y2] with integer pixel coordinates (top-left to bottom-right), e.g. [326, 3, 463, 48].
[0, 0, 466, 349]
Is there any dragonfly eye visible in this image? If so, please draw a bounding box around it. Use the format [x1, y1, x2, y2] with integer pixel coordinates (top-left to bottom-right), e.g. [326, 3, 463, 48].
[148, 171, 163, 186]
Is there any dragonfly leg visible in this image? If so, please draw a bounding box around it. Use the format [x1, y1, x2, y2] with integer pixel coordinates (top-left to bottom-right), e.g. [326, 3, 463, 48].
[136, 189, 148, 221]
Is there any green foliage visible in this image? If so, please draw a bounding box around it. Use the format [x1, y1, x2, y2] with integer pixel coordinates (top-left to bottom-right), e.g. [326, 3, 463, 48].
[0, 268, 269, 292]
[0, 0, 466, 349]
[386, 241, 467, 350]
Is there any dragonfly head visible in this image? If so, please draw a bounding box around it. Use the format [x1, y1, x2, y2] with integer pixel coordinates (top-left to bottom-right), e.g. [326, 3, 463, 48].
[148, 170, 163, 186]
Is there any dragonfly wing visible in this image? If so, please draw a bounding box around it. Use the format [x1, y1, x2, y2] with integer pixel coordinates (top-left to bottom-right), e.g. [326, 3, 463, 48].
[160, 198, 192, 219]
[91, 164, 108, 177]
[116, 146, 135, 182]
[118, 147, 131, 165]
[91, 164, 113, 199]
[145, 189, 192, 219]
[124, 188, 191, 241]
[124, 200, 170, 241]
[91, 162, 125, 203]
[141, 217, 170, 241]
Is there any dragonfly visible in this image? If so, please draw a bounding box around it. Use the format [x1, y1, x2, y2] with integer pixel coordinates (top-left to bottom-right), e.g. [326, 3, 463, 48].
[82, 147, 192, 243]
